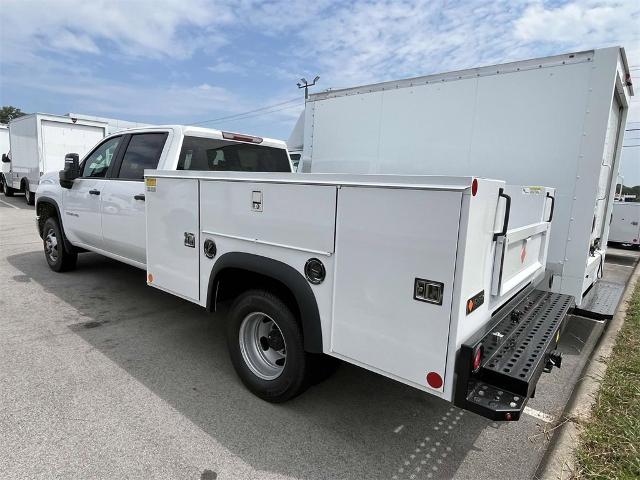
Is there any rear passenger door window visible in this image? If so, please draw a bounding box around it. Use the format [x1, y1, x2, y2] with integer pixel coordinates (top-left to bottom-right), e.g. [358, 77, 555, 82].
[116, 133, 168, 180]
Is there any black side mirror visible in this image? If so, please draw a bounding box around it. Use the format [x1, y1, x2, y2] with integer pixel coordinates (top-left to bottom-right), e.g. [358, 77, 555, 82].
[1, 154, 9, 163]
[59, 153, 80, 189]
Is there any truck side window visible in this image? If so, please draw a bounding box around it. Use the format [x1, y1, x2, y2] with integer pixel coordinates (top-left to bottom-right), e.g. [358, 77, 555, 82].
[117, 133, 168, 180]
[177, 135, 290, 172]
[82, 136, 122, 178]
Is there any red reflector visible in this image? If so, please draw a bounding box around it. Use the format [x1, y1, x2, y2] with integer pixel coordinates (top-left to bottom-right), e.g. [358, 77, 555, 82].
[426, 372, 443, 389]
[471, 178, 478, 196]
[222, 131, 263, 143]
[505, 412, 512, 421]
[472, 345, 483, 372]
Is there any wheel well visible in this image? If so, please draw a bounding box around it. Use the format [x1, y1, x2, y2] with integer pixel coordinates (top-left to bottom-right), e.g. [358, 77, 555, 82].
[207, 252, 324, 353]
[36, 201, 59, 238]
[215, 268, 301, 321]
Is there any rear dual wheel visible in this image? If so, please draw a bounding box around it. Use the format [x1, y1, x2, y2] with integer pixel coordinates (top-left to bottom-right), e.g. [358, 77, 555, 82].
[227, 290, 309, 402]
[23, 181, 34, 205]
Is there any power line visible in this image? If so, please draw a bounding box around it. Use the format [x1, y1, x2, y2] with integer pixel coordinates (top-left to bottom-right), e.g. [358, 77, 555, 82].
[189, 97, 301, 126]
[200, 103, 303, 127]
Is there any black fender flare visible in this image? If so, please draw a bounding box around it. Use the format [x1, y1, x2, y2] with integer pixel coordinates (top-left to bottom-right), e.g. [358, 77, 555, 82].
[35, 196, 75, 254]
[207, 252, 323, 353]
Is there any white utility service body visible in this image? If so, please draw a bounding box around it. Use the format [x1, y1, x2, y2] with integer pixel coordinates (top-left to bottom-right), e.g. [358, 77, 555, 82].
[293, 47, 634, 313]
[144, 169, 569, 420]
[609, 201, 640, 246]
[6, 113, 107, 201]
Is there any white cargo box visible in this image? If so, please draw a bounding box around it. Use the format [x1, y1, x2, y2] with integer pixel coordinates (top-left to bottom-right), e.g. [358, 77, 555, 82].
[609, 201, 640, 245]
[296, 47, 634, 308]
[7, 113, 107, 193]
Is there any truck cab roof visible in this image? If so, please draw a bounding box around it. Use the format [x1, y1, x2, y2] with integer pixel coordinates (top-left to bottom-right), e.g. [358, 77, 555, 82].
[104, 125, 289, 150]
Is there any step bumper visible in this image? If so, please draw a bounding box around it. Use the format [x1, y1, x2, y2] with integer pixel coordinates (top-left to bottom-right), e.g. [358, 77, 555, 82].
[454, 289, 574, 421]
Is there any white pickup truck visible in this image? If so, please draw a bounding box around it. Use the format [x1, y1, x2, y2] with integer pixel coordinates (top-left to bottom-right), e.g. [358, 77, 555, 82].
[36, 126, 572, 421]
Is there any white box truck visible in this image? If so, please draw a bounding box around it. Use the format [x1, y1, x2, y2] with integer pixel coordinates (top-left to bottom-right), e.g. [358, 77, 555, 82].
[35, 125, 568, 421]
[0, 125, 10, 189]
[291, 47, 634, 318]
[65, 112, 151, 135]
[608, 201, 640, 247]
[4, 113, 108, 204]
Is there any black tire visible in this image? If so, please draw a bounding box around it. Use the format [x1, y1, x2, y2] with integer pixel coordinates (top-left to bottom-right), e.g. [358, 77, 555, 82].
[3, 178, 14, 197]
[42, 217, 78, 272]
[23, 181, 34, 205]
[306, 353, 341, 385]
[226, 289, 309, 402]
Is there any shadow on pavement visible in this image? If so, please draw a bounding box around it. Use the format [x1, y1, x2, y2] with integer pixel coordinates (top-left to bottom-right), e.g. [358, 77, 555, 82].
[8, 250, 490, 479]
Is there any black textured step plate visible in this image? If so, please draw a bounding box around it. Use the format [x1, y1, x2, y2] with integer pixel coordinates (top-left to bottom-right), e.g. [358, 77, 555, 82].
[479, 291, 574, 397]
[574, 281, 625, 321]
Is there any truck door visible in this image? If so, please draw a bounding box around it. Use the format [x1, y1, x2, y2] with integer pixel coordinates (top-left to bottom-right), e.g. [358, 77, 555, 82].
[101, 132, 168, 265]
[593, 95, 623, 245]
[63, 136, 123, 249]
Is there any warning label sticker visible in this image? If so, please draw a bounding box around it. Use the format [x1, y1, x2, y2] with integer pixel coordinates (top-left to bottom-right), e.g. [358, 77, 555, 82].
[522, 186, 544, 195]
[145, 178, 157, 192]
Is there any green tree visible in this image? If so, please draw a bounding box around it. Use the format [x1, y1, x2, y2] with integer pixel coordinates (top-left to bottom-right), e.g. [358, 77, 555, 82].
[0, 106, 26, 124]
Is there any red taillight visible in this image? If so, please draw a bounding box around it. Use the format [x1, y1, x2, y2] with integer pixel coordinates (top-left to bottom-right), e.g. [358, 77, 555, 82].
[426, 371, 443, 389]
[472, 345, 483, 372]
[222, 131, 263, 144]
[505, 412, 513, 421]
[471, 178, 478, 196]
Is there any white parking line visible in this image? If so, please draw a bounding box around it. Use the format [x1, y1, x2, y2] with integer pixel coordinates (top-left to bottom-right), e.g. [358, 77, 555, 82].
[394, 425, 405, 433]
[523, 406, 554, 423]
[0, 198, 20, 209]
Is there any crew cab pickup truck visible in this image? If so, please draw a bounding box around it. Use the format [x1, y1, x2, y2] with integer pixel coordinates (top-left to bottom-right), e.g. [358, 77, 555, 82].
[36, 127, 572, 421]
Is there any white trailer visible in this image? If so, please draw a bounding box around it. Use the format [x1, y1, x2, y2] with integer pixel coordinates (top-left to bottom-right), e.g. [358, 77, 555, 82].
[609, 201, 640, 246]
[141, 169, 566, 420]
[293, 47, 634, 318]
[5, 113, 107, 204]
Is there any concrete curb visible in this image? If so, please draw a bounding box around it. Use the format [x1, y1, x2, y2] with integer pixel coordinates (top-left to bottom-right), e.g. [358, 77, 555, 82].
[537, 262, 640, 480]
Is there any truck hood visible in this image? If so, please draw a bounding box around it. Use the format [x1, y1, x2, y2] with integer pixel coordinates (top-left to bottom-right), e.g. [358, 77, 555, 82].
[37, 171, 59, 187]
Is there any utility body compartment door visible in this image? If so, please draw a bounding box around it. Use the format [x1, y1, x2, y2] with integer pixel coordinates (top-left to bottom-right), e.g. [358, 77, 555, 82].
[145, 176, 200, 301]
[331, 187, 462, 392]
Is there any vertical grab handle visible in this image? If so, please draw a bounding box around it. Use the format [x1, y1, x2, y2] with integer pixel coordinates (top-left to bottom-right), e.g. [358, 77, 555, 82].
[546, 192, 555, 223]
[493, 188, 511, 240]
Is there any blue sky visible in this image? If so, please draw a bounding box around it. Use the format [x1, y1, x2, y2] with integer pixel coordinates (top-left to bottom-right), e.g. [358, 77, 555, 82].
[1, 0, 639, 178]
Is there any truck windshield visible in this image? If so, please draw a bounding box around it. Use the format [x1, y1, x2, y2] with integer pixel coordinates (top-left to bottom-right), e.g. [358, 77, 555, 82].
[177, 135, 290, 172]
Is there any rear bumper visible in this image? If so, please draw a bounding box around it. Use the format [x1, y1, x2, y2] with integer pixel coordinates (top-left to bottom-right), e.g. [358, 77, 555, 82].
[453, 288, 574, 421]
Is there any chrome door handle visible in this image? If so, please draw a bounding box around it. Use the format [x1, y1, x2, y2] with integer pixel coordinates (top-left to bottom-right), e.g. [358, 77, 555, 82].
[89, 189, 100, 195]
[134, 194, 146, 201]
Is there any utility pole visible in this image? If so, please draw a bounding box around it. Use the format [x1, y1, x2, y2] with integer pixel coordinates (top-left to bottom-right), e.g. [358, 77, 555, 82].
[297, 76, 320, 100]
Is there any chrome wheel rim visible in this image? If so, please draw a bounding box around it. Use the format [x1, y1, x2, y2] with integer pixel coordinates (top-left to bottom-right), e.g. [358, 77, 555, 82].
[239, 312, 286, 380]
[44, 228, 58, 263]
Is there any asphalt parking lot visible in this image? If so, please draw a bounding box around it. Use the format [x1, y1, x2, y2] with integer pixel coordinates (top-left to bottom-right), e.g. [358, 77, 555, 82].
[1, 193, 638, 480]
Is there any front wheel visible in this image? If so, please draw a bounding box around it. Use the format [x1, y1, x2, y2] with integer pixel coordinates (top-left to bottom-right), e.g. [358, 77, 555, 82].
[3, 178, 14, 197]
[42, 217, 77, 272]
[226, 289, 309, 402]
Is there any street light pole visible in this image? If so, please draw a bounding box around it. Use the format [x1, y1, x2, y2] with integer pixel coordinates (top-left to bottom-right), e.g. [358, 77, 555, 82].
[297, 75, 320, 100]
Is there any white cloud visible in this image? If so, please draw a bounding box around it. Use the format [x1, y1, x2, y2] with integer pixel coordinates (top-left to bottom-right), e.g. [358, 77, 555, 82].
[515, 1, 640, 61]
[0, 0, 231, 63]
